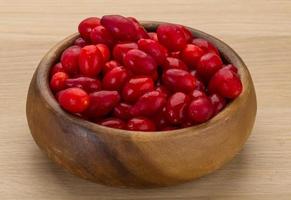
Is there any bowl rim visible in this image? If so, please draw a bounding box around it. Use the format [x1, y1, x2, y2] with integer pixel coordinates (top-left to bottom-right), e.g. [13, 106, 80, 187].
[34, 21, 254, 141]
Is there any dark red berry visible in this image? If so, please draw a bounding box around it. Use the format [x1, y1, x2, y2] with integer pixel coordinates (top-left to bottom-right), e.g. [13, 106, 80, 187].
[127, 117, 156, 131]
[161, 126, 177, 131]
[209, 93, 226, 114]
[166, 92, 190, 125]
[157, 23, 187, 51]
[50, 72, 68, 92]
[197, 53, 223, 80]
[113, 102, 132, 120]
[98, 118, 126, 129]
[162, 69, 196, 93]
[156, 85, 170, 98]
[188, 96, 214, 123]
[78, 17, 100, 41]
[128, 17, 149, 39]
[79, 45, 104, 77]
[152, 107, 170, 129]
[65, 77, 101, 93]
[192, 38, 219, 55]
[122, 77, 154, 103]
[96, 43, 110, 62]
[130, 91, 166, 117]
[208, 68, 242, 99]
[101, 15, 137, 41]
[124, 49, 157, 76]
[162, 57, 188, 71]
[181, 44, 204, 68]
[74, 37, 87, 47]
[58, 88, 89, 113]
[113, 42, 138, 63]
[90, 25, 115, 47]
[50, 63, 65, 77]
[137, 39, 168, 65]
[61, 45, 81, 75]
[102, 67, 129, 90]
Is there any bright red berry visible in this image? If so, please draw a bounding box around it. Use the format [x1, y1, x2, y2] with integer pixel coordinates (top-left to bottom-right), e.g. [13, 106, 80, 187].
[170, 51, 181, 59]
[197, 53, 223, 80]
[90, 25, 115, 47]
[127, 117, 156, 131]
[208, 68, 243, 99]
[50, 63, 65, 77]
[98, 118, 126, 129]
[224, 64, 238, 74]
[179, 25, 193, 43]
[79, 45, 104, 77]
[102, 67, 129, 90]
[181, 44, 204, 68]
[157, 23, 187, 51]
[65, 77, 101, 93]
[113, 42, 138, 63]
[156, 85, 170, 98]
[209, 93, 226, 114]
[113, 103, 132, 120]
[58, 88, 89, 113]
[162, 69, 196, 93]
[61, 45, 81, 75]
[122, 77, 154, 103]
[103, 60, 121, 74]
[192, 38, 219, 55]
[162, 57, 188, 71]
[148, 32, 158, 41]
[78, 17, 100, 41]
[96, 43, 110, 62]
[50, 72, 68, 92]
[188, 96, 214, 123]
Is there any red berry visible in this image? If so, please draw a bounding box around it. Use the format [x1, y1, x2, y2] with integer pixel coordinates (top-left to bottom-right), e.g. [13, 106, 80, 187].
[188, 96, 214, 123]
[50, 63, 65, 77]
[113, 42, 138, 63]
[65, 77, 101, 93]
[122, 77, 154, 103]
[157, 23, 187, 51]
[179, 25, 193, 43]
[96, 43, 110, 62]
[148, 32, 158, 41]
[197, 53, 223, 80]
[162, 69, 196, 93]
[209, 93, 226, 114]
[90, 25, 115, 47]
[58, 88, 89, 113]
[61, 45, 81, 75]
[98, 118, 126, 129]
[86, 90, 120, 117]
[127, 117, 156, 131]
[181, 44, 204, 68]
[101, 15, 137, 41]
[162, 57, 188, 71]
[50, 72, 68, 92]
[224, 64, 238, 74]
[124, 49, 157, 76]
[78, 17, 100, 41]
[113, 102, 132, 120]
[130, 91, 166, 117]
[152, 107, 170, 129]
[79, 45, 104, 77]
[103, 60, 121, 74]
[74, 37, 87, 47]
[156, 85, 170, 98]
[190, 70, 206, 91]
[166, 92, 190, 125]
[192, 38, 219, 55]
[137, 39, 167, 65]
[102, 67, 129, 90]
[208, 68, 243, 99]
[170, 51, 181, 59]
[128, 17, 149, 39]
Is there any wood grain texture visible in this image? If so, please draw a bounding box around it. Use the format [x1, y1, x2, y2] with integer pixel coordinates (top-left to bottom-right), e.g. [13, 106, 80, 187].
[1, 0, 291, 198]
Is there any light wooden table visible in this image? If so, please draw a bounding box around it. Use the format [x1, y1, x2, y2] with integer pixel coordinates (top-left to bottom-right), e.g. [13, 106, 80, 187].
[1, 0, 291, 199]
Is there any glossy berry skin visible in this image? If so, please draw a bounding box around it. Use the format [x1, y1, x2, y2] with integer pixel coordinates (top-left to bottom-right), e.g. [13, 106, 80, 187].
[130, 91, 166, 117]
[96, 43, 110, 62]
[79, 45, 104, 77]
[209, 93, 226, 114]
[188, 96, 214, 124]
[189, 90, 207, 99]
[58, 88, 89, 113]
[208, 68, 243, 99]
[170, 51, 181, 59]
[113, 103, 132, 120]
[50, 63, 65, 77]
[197, 53, 223, 80]
[224, 64, 238, 73]
[181, 44, 204, 68]
[78, 17, 100, 41]
[50, 72, 68, 92]
[102, 67, 129, 90]
[65, 77, 101, 93]
[74, 37, 87, 47]
[152, 107, 170, 129]
[156, 85, 170, 98]
[90, 25, 115, 47]
[98, 118, 126, 129]
[162, 69, 196, 93]
[127, 117, 156, 131]
[103, 60, 121, 74]
[137, 39, 167, 65]
[179, 25, 193, 43]
[128, 17, 149, 40]
[166, 92, 190, 125]
[148, 32, 158, 41]
[124, 49, 157, 76]
[86, 90, 120, 118]
[122, 77, 154, 103]
[61, 45, 81, 75]
[101, 15, 137, 42]
[162, 57, 188, 71]
[192, 38, 219, 55]
[157, 23, 187, 52]
[190, 70, 206, 91]
[113, 43, 138, 63]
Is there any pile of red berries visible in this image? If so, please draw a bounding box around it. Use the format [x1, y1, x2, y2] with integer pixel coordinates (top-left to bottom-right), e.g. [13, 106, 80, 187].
[49, 15, 242, 131]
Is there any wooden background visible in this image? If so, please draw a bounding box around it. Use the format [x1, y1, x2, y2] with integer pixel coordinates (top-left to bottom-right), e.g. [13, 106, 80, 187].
[1, 0, 291, 199]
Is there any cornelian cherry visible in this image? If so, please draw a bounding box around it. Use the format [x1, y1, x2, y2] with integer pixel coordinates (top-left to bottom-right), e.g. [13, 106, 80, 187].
[50, 63, 65, 77]
[98, 118, 126, 129]
[103, 60, 121, 74]
[96, 43, 110, 62]
[65, 77, 101, 93]
[181, 44, 204, 68]
[162, 57, 188, 71]
[148, 32, 158, 41]
[74, 37, 87, 47]
[113, 43, 138, 63]
[197, 52, 223, 80]
[127, 117, 156, 131]
[61, 45, 81, 75]
[188, 96, 214, 123]
[78, 17, 100, 41]
[50, 72, 68, 92]
[102, 67, 129, 90]
[90, 26, 115, 47]
[209, 93, 226, 114]
[137, 39, 167, 65]
[192, 38, 219, 55]
[113, 103, 132, 120]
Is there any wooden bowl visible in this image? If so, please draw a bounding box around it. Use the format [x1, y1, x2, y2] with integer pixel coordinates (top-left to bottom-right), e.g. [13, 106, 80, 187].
[26, 22, 257, 188]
